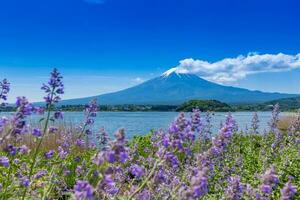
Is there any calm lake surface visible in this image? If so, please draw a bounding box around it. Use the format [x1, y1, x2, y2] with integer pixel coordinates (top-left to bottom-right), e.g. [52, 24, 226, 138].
[1, 111, 291, 138]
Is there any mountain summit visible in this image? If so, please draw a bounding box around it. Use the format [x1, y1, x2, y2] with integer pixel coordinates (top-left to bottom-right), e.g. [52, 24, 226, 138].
[59, 72, 297, 105]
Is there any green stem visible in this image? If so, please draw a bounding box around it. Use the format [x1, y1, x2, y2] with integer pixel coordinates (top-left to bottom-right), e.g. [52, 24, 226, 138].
[21, 89, 54, 200]
[2, 162, 13, 200]
[129, 159, 163, 199]
[41, 165, 58, 200]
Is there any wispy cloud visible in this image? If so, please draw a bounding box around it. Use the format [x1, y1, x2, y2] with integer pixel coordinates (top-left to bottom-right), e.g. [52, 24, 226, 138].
[83, 0, 106, 4]
[167, 53, 300, 84]
[132, 77, 144, 84]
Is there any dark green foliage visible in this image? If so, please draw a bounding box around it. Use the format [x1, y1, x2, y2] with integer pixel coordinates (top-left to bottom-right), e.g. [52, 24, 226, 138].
[176, 99, 233, 112]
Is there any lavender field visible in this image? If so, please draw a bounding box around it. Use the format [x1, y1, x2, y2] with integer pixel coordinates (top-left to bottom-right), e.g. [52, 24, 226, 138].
[0, 69, 299, 199]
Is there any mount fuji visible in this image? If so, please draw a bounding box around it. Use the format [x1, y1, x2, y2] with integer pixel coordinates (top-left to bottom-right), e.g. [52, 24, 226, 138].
[59, 71, 297, 105]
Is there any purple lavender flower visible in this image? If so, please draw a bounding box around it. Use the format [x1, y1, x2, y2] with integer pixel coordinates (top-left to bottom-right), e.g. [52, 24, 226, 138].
[97, 127, 109, 148]
[19, 145, 29, 154]
[191, 108, 202, 133]
[10, 97, 34, 137]
[251, 112, 260, 134]
[203, 111, 213, 139]
[269, 103, 280, 133]
[203, 113, 236, 161]
[164, 152, 179, 169]
[0, 116, 9, 134]
[136, 189, 151, 200]
[0, 156, 9, 167]
[44, 150, 55, 159]
[224, 176, 244, 200]
[41, 68, 64, 106]
[288, 110, 300, 135]
[5, 144, 17, 156]
[0, 78, 10, 103]
[34, 106, 45, 114]
[54, 111, 64, 119]
[225, 113, 238, 132]
[280, 180, 297, 200]
[92, 152, 105, 166]
[129, 164, 145, 179]
[104, 129, 128, 164]
[153, 167, 168, 184]
[32, 128, 42, 137]
[76, 139, 85, 147]
[83, 99, 98, 131]
[58, 146, 68, 159]
[257, 167, 279, 198]
[119, 151, 128, 163]
[76, 166, 83, 176]
[74, 180, 94, 200]
[19, 176, 30, 187]
[48, 126, 58, 134]
[64, 169, 71, 176]
[106, 150, 116, 163]
[261, 184, 272, 194]
[98, 175, 118, 195]
[190, 168, 209, 198]
[34, 169, 48, 179]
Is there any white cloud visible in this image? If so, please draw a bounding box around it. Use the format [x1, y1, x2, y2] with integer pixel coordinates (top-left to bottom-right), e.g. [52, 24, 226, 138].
[168, 53, 300, 84]
[132, 77, 144, 84]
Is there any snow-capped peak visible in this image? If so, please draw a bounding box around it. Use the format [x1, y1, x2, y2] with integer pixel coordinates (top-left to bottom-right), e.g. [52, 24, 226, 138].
[161, 67, 183, 77]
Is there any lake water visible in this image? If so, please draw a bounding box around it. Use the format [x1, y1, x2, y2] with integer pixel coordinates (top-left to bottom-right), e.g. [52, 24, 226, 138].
[1, 111, 290, 138]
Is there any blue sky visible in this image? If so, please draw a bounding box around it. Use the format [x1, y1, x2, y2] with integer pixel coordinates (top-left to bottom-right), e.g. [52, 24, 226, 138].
[1, 0, 300, 102]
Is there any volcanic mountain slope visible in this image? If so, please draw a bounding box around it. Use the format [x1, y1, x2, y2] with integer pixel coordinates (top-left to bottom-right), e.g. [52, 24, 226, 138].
[58, 71, 297, 105]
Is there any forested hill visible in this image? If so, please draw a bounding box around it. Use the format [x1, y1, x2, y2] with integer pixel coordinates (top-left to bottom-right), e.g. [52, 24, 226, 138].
[175, 100, 233, 112]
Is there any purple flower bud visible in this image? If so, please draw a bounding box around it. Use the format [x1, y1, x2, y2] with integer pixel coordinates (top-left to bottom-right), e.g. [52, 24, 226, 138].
[58, 146, 68, 159]
[34, 169, 48, 179]
[54, 111, 63, 119]
[0, 78, 10, 102]
[261, 184, 272, 194]
[44, 150, 55, 159]
[119, 151, 128, 163]
[5, 144, 17, 156]
[74, 180, 94, 200]
[76, 139, 85, 147]
[98, 175, 118, 195]
[41, 68, 64, 105]
[92, 152, 105, 166]
[19, 176, 30, 187]
[19, 145, 29, 154]
[129, 164, 145, 179]
[32, 128, 42, 137]
[76, 166, 83, 176]
[136, 189, 151, 200]
[48, 126, 58, 134]
[0, 156, 9, 167]
[34, 106, 45, 114]
[106, 151, 116, 163]
[280, 180, 297, 200]
[64, 169, 71, 176]
[85, 129, 92, 135]
[224, 176, 244, 199]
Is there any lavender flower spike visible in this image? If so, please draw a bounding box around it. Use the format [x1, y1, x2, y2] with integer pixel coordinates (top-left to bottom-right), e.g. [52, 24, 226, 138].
[268, 103, 280, 133]
[0, 156, 9, 167]
[0, 78, 10, 103]
[251, 112, 259, 134]
[41, 68, 64, 106]
[280, 180, 297, 200]
[74, 180, 94, 200]
[224, 176, 244, 200]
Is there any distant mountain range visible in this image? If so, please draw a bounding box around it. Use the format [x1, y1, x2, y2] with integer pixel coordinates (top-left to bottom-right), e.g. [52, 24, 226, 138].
[58, 71, 298, 105]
